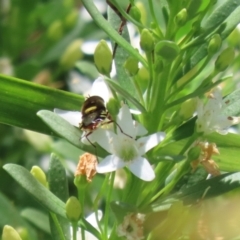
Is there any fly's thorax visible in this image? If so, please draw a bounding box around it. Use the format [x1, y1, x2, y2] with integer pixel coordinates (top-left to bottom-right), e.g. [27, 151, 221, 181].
[81, 96, 106, 114]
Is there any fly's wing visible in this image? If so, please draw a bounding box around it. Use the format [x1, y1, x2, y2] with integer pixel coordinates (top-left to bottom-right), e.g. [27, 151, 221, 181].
[54, 109, 82, 127]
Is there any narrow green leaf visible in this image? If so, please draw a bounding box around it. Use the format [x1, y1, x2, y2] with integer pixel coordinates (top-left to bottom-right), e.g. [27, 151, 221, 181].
[21, 208, 50, 234]
[105, 78, 146, 113]
[38, 110, 90, 153]
[177, 172, 240, 204]
[108, 7, 136, 96]
[37, 110, 107, 157]
[3, 164, 66, 218]
[202, 0, 240, 32]
[0, 74, 84, 135]
[81, 0, 147, 68]
[79, 218, 101, 239]
[221, 6, 240, 39]
[48, 154, 70, 240]
[48, 153, 69, 202]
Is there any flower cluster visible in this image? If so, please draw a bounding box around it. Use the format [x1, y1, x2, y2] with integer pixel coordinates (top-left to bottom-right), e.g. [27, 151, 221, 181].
[196, 87, 240, 135]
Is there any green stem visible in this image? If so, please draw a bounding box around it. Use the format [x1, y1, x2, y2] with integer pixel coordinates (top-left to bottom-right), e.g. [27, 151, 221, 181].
[93, 174, 110, 237]
[148, 0, 163, 38]
[49, 212, 66, 240]
[155, 63, 171, 130]
[133, 75, 145, 107]
[146, 51, 154, 110]
[81, 0, 147, 68]
[110, 0, 144, 30]
[104, 172, 115, 239]
[81, 228, 86, 240]
[72, 222, 78, 240]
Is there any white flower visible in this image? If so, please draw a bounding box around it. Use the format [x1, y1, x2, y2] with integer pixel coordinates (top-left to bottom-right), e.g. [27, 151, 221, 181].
[90, 105, 165, 181]
[196, 87, 240, 135]
[71, 211, 102, 240]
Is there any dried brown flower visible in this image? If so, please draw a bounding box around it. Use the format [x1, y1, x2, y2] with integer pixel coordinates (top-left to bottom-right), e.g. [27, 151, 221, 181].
[75, 153, 97, 182]
[191, 142, 220, 176]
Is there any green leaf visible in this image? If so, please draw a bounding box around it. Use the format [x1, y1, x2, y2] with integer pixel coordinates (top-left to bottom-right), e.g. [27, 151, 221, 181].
[21, 208, 51, 234]
[78, 218, 102, 239]
[37, 110, 107, 156]
[0, 74, 84, 135]
[105, 78, 147, 113]
[75, 60, 99, 79]
[0, 192, 38, 240]
[176, 172, 240, 204]
[3, 164, 66, 218]
[48, 154, 70, 240]
[48, 153, 69, 202]
[221, 6, 240, 39]
[202, 0, 240, 32]
[108, 7, 136, 96]
[36, 110, 83, 149]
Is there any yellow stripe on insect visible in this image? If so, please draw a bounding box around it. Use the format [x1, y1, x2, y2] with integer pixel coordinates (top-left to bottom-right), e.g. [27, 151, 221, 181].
[84, 106, 97, 113]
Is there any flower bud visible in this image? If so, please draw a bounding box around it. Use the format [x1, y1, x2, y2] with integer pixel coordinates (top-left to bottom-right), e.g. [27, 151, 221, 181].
[30, 166, 48, 188]
[187, 145, 201, 162]
[175, 8, 188, 27]
[94, 40, 112, 76]
[60, 39, 83, 70]
[228, 27, 240, 48]
[215, 47, 235, 72]
[2, 225, 22, 240]
[124, 56, 139, 76]
[137, 66, 149, 81]
[155, 40, 180, 61]
[64, 9, 78, 30]
[179, 98, 197, 120]
[129, 5, 141, 22]
[47, 20, 63, 41]
[17, 228, 29, 240]
[65, 196, 82, 222]
[208, 34, 222, 55]
[140, 29, 154, 52]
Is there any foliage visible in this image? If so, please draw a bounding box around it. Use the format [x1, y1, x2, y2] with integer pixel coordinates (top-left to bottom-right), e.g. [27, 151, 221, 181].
[1, 0, 240, 239]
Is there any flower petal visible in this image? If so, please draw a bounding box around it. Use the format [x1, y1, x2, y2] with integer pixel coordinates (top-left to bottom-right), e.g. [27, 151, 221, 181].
[128, 157, 155, 181]
[90, 129, 116, 153]
[133, 121, 148, 136]
[54, 109, 81, 127]
[90, 77, 111, 103]
[137, 132, 166, 155]
[97, 155, 125, 173]
[117, 105, 135, 137]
